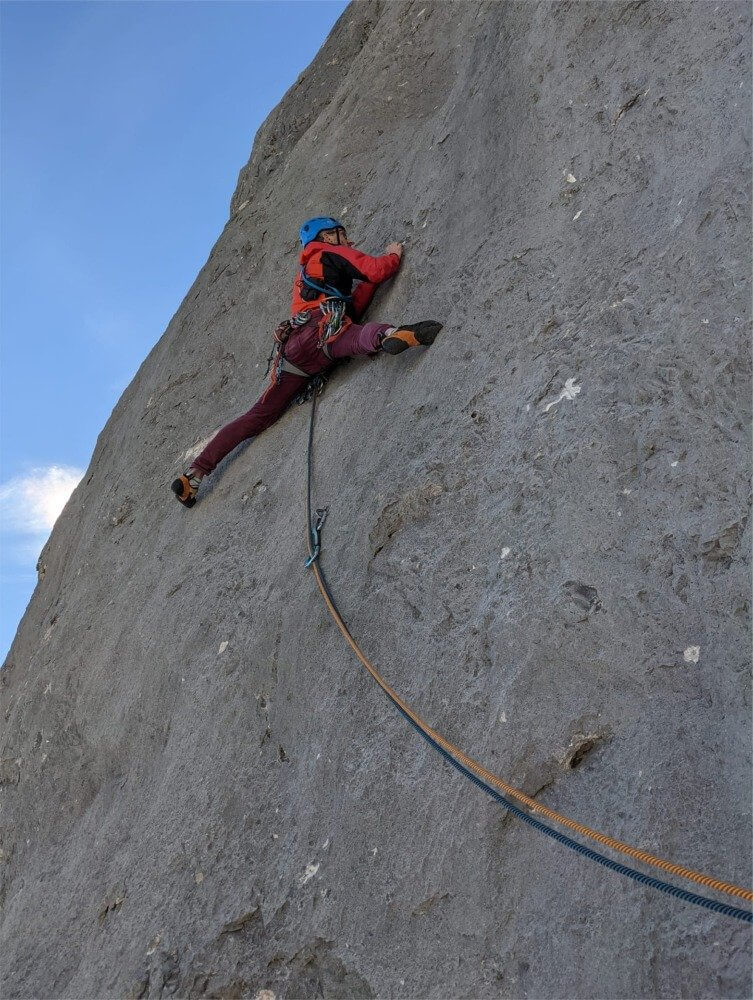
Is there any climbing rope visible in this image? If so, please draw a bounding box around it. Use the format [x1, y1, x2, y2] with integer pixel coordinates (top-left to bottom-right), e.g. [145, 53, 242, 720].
[302, 386, 752, 923]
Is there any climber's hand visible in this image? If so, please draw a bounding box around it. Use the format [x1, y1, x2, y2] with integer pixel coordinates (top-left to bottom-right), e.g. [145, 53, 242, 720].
[386, 241, 403, 259]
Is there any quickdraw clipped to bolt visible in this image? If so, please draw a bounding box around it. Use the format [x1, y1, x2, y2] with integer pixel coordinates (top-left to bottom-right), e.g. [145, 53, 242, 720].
[305, 506, 329, 568]
[304, 375, 329, 569]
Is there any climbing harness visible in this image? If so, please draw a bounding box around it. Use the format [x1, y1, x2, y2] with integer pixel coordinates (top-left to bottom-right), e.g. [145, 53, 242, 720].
[265, 313, 313, 384]
[266, 300, 351, 387]
[277, 356, 310, 380]
[302, 387, 752, 923]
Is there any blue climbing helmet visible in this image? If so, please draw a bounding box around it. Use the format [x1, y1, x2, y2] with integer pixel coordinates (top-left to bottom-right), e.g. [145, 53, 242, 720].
[299, 216, 344, 248]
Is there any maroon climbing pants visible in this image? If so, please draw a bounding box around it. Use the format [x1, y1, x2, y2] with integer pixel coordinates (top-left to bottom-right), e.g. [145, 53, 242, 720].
[191, 317, 392, 475]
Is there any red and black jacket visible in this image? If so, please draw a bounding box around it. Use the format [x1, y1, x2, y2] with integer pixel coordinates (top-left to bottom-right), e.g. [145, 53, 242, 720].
[291, 241, 401, 321]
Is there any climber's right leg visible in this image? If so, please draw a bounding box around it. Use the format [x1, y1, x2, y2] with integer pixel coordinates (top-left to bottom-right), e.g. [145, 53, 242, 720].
[171, 373, 307, 506]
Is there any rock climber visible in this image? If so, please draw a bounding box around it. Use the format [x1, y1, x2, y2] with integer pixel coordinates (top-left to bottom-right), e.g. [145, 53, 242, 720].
[172, 216, 442, 507]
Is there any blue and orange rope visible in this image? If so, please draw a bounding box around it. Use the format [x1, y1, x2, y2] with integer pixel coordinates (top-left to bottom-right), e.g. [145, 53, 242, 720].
[303, 381, 752, 923]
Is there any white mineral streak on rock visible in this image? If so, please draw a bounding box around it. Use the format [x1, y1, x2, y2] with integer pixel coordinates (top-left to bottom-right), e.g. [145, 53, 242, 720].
[500, 547, 511, 559]
[543, 377, 581, 412]
[255, 991, 277, 1000]
[299, 863, 319, 885]
[684, 646, 701, 664]
[573, 209, 583, 221]
[218, 641, 229, 654]
[566, 172, 577, 183]
[183, 436, 213, 463]
[499, 711, 507, 723]
[146, 934, 161, 956]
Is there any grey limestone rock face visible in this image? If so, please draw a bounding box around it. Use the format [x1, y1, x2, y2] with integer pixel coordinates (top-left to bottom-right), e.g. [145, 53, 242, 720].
[1, 2, 751, 997]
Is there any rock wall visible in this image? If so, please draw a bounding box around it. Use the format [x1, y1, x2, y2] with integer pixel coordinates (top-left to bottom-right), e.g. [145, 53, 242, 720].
[1, 2, 751, 997]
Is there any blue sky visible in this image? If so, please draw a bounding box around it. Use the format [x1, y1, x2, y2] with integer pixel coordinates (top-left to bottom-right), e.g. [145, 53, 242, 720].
[0, 0, 348, 659]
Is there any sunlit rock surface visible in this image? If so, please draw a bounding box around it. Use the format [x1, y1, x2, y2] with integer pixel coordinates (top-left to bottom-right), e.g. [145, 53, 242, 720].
[1, 2, 751, 997]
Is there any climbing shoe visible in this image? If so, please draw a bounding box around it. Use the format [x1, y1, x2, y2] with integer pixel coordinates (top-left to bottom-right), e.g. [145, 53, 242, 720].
[171, 472, 201, 508]
[381, 321, 443, 355]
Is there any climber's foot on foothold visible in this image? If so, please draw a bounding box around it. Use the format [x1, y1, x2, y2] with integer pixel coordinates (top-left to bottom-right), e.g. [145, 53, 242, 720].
[381, 321, 443, 354]
[171, 472, 201, 508]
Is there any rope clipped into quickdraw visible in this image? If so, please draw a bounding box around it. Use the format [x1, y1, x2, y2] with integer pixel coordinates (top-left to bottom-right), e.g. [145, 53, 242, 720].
[302, 388, 752, 922]
[305, 508, 329, 569]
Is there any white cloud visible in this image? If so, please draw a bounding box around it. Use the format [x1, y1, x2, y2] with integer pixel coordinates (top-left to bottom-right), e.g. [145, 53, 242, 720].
[0, 465, 83, 538]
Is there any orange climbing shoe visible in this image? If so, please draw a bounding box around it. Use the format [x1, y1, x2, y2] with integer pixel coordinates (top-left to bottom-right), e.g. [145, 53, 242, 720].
[381, 320, 443, 355]
[171, 473, 200, 508]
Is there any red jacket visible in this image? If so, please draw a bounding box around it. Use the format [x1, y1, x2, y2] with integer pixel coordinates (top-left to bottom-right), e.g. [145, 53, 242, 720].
[291, 241, 401, 320]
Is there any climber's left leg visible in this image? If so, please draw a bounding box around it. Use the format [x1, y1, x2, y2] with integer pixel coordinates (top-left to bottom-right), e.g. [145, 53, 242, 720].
[326, 321, 393, 359]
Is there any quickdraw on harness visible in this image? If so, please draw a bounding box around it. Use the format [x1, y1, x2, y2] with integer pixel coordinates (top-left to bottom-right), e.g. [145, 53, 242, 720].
[316, 297, 351, 355]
